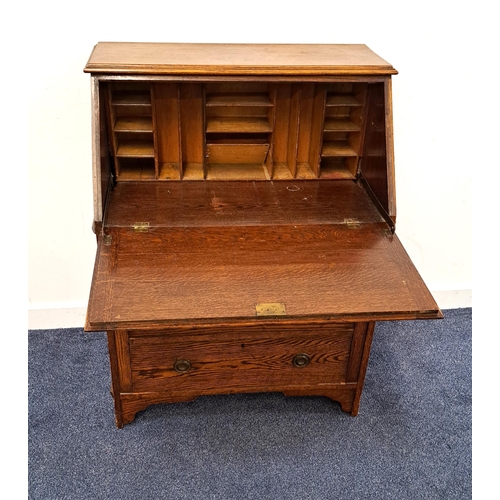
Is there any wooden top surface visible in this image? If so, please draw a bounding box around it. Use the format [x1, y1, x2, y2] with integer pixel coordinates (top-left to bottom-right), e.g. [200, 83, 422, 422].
[104, 180, 386, 228]
[84, 43, 397, 76]
[86, 181, 440, 330]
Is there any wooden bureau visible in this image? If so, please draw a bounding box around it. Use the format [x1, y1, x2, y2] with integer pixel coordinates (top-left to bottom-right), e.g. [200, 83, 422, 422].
[84, 43, 442, 427]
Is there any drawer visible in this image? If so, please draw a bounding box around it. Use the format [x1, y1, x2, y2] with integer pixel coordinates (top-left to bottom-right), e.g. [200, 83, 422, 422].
[128, 323, 354, 393]
[205, 143, 270, 164]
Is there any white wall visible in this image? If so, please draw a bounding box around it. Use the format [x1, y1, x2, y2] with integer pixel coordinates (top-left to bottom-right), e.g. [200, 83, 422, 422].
[26, 0, 482, 329]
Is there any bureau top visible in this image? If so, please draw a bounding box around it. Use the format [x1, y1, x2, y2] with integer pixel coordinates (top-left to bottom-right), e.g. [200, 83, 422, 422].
[84, 42, 397, 76]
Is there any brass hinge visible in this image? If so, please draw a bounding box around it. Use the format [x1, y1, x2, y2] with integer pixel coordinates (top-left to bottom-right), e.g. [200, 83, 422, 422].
[133, 222, 150, 232]
[344, 218, 361, 229]
[256, 302, 287, 317]
[103, 234, 112, 246]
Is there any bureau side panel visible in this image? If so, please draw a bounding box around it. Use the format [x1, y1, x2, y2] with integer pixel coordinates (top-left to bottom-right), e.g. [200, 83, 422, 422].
[359, 79, 396, 224]
[91, 77, 112, 226]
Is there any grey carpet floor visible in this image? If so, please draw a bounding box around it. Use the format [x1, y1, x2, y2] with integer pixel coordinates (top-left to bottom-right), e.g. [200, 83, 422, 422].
[28, 308, 471, 499]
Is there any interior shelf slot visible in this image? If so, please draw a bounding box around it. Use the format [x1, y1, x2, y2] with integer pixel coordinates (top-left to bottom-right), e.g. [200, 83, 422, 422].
[206, 94, 273, 107]
[320, 158, 357, 179]
[326, 95, 363, 107]
[204, 84, 275, 179]
[114, 117, 153, 132]
[205, 143, 270, 180]
[323, 118, 360, 132]
[116, 140, 155, 157]
[322, 141, 358, 157]
[206, 117, 273, 134]
[112, 90, 152, 107]
[116, 158, 156, 180]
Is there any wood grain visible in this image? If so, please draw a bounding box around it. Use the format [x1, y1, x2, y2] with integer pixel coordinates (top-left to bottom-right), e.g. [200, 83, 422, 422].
[103, 180, 384, 228]
[128, 323, 353, 392]
[86, 227, 441, 331]
[84, 43, 398, 76]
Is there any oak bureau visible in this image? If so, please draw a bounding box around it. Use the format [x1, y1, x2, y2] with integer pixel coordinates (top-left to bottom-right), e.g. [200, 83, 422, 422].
[84, 43, 442, 427]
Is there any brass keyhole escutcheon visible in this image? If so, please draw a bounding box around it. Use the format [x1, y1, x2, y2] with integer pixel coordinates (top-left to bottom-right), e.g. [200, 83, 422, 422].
[292, 353, 310, 368]
[174, 359, 192, 373]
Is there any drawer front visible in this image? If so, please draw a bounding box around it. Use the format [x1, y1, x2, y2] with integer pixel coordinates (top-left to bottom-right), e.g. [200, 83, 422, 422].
[128, 323, 354, 393]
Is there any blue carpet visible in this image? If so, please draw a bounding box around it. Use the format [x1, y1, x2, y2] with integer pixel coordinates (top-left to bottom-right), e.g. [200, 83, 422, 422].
[28, 308, 471, 499]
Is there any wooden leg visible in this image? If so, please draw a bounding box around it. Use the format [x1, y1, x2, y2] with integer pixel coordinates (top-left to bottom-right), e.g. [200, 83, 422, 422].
[350, 321, 376, 416]
[283, 386, 357, 415]
[106, 331, 125, 428]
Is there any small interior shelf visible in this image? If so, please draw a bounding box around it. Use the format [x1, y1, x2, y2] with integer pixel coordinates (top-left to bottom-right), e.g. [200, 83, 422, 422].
[117, 158, 156, 180]
[320, 159, 357, 179]
[112, 90, 152, 106]
[322, 141, 358, 157]
[116, 141, 155, 157]
[323, 118, 360, 132]
[326, 95, 363, 107]
[206, 117, 273, 134]
[206, 94, 273, 107]
[114, 117, 153, 132]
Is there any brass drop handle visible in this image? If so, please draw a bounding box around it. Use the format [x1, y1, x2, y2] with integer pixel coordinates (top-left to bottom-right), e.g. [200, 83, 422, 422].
[292, 353, 310, 368]
[173, 359, 192, 373]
